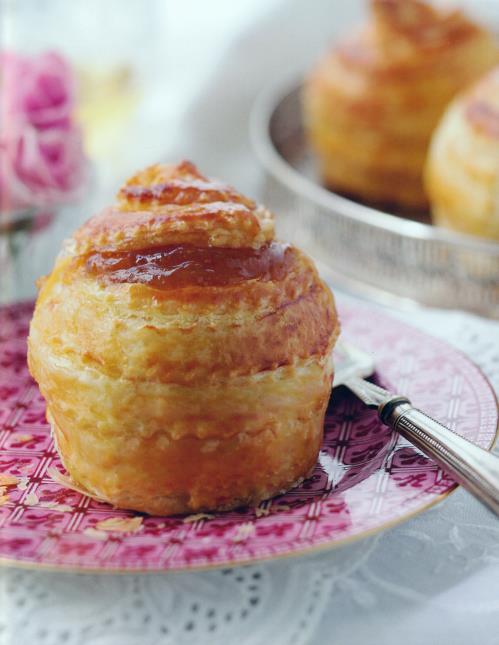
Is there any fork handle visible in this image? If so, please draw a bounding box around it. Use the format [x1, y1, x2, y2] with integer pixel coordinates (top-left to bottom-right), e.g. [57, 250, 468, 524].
[380, 402, 499, 516]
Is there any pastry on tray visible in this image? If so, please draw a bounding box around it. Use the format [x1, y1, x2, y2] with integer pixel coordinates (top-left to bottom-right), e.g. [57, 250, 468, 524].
[425, 66, 499, 240]
[28, 161, 340, 515]
[303, 0, 499, 211]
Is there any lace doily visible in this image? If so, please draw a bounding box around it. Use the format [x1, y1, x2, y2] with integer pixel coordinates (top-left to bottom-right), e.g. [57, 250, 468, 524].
[0, 536, 377, 645]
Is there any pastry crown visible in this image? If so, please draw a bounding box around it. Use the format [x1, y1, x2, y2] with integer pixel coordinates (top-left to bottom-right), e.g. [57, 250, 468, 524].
[74, 161, 275, 253]
[371, 0, 487, 52]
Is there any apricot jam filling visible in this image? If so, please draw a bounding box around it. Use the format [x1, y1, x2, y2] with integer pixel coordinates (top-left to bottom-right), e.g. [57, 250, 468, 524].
[85, 242, 293, 289]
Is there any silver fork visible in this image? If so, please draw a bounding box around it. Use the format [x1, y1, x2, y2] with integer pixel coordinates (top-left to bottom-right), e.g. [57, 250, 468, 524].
[334, 341, 499, 516]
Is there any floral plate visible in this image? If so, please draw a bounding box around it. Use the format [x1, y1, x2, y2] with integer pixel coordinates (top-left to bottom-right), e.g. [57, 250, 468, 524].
[0, 300, 496, 572]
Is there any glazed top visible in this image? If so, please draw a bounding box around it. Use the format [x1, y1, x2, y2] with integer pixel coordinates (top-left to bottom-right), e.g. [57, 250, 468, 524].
[72, 161, 293, 292]
[333, 0, 497, 76]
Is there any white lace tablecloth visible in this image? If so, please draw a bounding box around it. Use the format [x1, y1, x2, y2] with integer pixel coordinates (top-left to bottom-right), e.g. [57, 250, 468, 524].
[1, 1, 499, 644]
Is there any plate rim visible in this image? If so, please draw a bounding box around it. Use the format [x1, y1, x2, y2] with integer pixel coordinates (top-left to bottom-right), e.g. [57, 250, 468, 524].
[0, 487, 460, 575]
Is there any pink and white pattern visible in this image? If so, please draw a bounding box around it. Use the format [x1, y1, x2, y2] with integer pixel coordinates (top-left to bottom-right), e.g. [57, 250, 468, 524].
[0, 301, 496, 572]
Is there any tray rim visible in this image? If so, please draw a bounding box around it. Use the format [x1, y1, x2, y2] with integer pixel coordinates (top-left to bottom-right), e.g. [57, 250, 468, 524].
[250, 77, 499, 255]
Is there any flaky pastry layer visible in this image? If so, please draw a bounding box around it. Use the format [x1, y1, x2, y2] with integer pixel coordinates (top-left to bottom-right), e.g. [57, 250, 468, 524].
[28, 161, 339, 514]
[74, 161, 274, 252]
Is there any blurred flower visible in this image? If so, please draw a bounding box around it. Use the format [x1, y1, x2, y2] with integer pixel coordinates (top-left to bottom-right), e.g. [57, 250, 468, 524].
[0, 51, 86, 213]
[1, 51, 75, 130]
[0, 124, 86, 211]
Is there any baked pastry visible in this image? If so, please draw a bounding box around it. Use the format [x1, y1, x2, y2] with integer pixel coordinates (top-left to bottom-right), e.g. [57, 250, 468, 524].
[425, 66, 499, 240]
[28, 161, 339, 515]
[303, 0, 499, 211]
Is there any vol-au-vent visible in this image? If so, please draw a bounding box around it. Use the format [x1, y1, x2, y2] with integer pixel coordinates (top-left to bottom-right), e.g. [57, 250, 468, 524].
[303, 0, 499, 211]
[28, 161, 340, 515]
[426, 66, 499, 240]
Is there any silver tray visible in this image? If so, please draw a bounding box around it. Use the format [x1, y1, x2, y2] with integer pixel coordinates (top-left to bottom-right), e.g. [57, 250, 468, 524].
[250, 83, 499, 317]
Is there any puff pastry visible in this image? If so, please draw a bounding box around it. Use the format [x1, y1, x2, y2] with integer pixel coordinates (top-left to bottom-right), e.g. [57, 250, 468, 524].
[28, 161, 339, 515]
[303, 0, 499, 211]
[425, 66, 499, 240]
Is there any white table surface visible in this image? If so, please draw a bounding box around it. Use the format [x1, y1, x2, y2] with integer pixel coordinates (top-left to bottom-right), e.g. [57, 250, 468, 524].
[1, 1, 499, 644]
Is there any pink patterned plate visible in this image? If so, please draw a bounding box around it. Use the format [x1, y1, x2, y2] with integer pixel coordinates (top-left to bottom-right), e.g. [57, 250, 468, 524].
[0, 300, 497, 572]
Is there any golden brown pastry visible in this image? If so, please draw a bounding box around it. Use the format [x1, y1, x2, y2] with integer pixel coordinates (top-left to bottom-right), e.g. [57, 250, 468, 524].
[303, 0, 499, 211]
[28, 161, 339, 515]
[425, 66, 499, 240]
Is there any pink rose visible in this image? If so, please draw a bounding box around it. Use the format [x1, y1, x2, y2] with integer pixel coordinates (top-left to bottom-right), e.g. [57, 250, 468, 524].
[1, 51, 75, 130]
[0, 124, 86, 212]
[0, 51, 86, 213]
